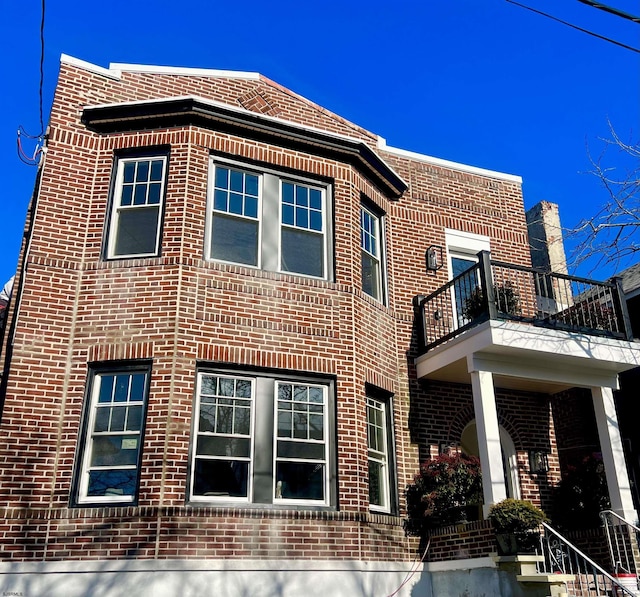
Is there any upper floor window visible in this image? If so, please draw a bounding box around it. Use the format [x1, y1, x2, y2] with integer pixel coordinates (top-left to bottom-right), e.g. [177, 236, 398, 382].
[207, 160, 332, 280]
[74, 364, 151, 505]
[190, 369, 335, 507]
[107, 155, 168, 259]
[360, 205, 384, 302]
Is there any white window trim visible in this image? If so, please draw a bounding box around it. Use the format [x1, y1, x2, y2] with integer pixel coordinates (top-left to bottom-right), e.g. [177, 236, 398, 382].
[76, 368, 150, 505]
[273, 381, 329, 507]
[107, 155, 168, 259]
[190, 369, 335, 508]
[360, 205, 386, 304]
[367, 395, 392, 513]
[445, 229, 491, 328]
[206, 157, 333, 281]
[190, 374, 256, 504]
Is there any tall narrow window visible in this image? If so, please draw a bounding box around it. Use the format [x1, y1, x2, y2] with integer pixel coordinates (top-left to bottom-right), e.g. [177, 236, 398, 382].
[275, 382, 327, 503]
[191, 374, 254, 501]
[367, 395, 394, 512]
[280, 182, 325, 278]
[209, 166, 260, 266]
[360, 206, 383, 302]
[108, 156, 167, 258]
[76, 367, 150, 504]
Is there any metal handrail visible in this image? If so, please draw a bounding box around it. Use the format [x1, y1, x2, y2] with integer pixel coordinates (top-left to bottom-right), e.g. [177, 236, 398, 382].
[600, 510, 640, 577]
[540, 521, 639, 596]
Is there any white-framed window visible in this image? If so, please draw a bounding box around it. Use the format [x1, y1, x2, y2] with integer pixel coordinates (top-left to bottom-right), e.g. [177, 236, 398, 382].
[190, 369, 335, 507]
[75, 366, 150, 505]
[206, 159, 332, 280]
[366, 390, 396, 513]
[107, 155, 168, 259]
[445, 229, 491, 327]
[360, 205, 385, 302]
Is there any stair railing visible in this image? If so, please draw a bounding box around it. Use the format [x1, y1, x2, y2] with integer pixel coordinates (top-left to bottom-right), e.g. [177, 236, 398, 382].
[600, 510, 640, 578]
[538, 521, 639, 596]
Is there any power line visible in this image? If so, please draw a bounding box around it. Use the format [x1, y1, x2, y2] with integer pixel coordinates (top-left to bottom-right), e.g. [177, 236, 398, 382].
[577, 0, 640, 25]
[38, 0, 46, 137]
[506, 0, 640, 54]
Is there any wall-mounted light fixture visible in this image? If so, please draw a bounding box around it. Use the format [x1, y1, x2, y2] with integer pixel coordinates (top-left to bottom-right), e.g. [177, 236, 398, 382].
[528, 450, 549, 474]
[426, 245, 444, 272]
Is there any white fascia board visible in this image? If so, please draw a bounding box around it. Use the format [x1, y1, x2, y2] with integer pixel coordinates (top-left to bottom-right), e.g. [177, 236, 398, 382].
[60, 54, 122, 80]
[110, 62, 260, 80]
[377, 136, 523, 184]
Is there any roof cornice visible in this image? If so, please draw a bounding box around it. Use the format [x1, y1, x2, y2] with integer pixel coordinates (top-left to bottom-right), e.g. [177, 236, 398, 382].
[81, 96, 407, 199]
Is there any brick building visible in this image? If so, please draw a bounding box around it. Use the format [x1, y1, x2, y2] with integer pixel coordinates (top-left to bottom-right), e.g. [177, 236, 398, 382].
[0, 55, 638, 596]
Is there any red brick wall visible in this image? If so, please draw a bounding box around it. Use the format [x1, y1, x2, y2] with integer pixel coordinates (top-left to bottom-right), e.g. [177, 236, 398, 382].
[0, 59, 548, 564]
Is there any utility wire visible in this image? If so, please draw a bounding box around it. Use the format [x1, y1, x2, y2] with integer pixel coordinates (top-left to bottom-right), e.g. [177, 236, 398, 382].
[16, 0, 47, 166]
[577, 0, 640, 24]
[38, 0, 46, 136]
[506, 0, 640, 54]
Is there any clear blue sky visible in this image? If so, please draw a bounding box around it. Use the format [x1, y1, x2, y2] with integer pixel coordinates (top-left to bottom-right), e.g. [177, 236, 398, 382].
[1, 0, 638, 284]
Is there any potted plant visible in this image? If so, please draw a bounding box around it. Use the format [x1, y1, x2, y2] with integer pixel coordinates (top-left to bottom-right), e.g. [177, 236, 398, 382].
[488, 498, 548, 555]
[404, 453, 482, 536]
[463, 281, 521, 321]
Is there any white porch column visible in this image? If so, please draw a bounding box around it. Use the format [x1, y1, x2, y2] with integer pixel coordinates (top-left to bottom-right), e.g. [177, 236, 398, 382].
[469, 367, 507, 517]
[591, 385, 637, 522]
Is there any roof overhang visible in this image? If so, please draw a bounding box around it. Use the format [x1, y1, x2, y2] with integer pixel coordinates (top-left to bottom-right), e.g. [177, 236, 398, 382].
[415, 319, 640, 393]
[81, 96, 408, 199]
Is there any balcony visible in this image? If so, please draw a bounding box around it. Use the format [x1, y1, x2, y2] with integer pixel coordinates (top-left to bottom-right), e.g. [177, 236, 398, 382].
[414, 251, 633, 355]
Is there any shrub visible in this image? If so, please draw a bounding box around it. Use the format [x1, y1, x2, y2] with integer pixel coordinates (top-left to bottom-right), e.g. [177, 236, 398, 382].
[463, 282, 521, 321]
[489, 499, 548, 554]
[404, 453, 482, 536]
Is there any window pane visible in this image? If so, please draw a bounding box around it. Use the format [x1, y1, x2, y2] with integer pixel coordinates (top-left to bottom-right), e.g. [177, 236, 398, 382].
[136, 161, 149, 182]
[130, 374, 146, 401]
[193, 459, 248, 498]
[123, 162, 135, 183]
[368, 460, 384, 507]
[90, 435, 139, 467]
[276, 440, 325, 460]
[196, 436, 251, 458]
[148, 183, 161, 205]
[120, 186, 133, 207]
[110, 407, 126, 431]
[309, 189, 322, 210]
[133, 185, 147, 206]
[126, 405, 143, 431]
[94, 407, 110, 432]
[150, 160, 164, 181]
[275, 462, 324, 501]
[230, 170, 243, 192]
[114, 375, 130, 402]
[87, 470, 137, 497]
[215, 167, 229, 189]
[281, 228, 323, 277]
[98, 376, 114, 403]
[214, 189, 228, 211]
[210, 213, 258, 266]
[114, 207, 160, 256]
[199, 403, 216, 433]
[362, 253, 381, 300]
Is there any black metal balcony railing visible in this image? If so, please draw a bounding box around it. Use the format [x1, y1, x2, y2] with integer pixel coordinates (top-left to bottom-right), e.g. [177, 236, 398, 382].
[413, 251, 633, 354]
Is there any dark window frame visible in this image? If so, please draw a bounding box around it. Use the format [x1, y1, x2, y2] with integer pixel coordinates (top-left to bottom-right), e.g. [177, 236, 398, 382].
[71, 360, 152, 507]
[188, 365, 337, 510]
[103, 146, 170, 261]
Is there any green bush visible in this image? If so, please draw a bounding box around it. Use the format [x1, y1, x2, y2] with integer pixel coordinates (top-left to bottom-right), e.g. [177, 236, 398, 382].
[404, 453, 482, 536]
[463, 282, 521, 321]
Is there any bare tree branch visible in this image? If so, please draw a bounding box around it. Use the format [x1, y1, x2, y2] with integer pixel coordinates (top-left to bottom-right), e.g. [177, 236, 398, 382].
[568, 121, 640, 273]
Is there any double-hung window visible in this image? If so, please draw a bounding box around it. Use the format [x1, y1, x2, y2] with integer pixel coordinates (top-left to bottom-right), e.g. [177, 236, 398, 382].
[75, 365, 151, 505]
[360, 205, 384, 302]
[207, 159, 331, 280]
[107, 154, 168, 259]
[366, 391, 396, 513]
[191, 369, 334, 506]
